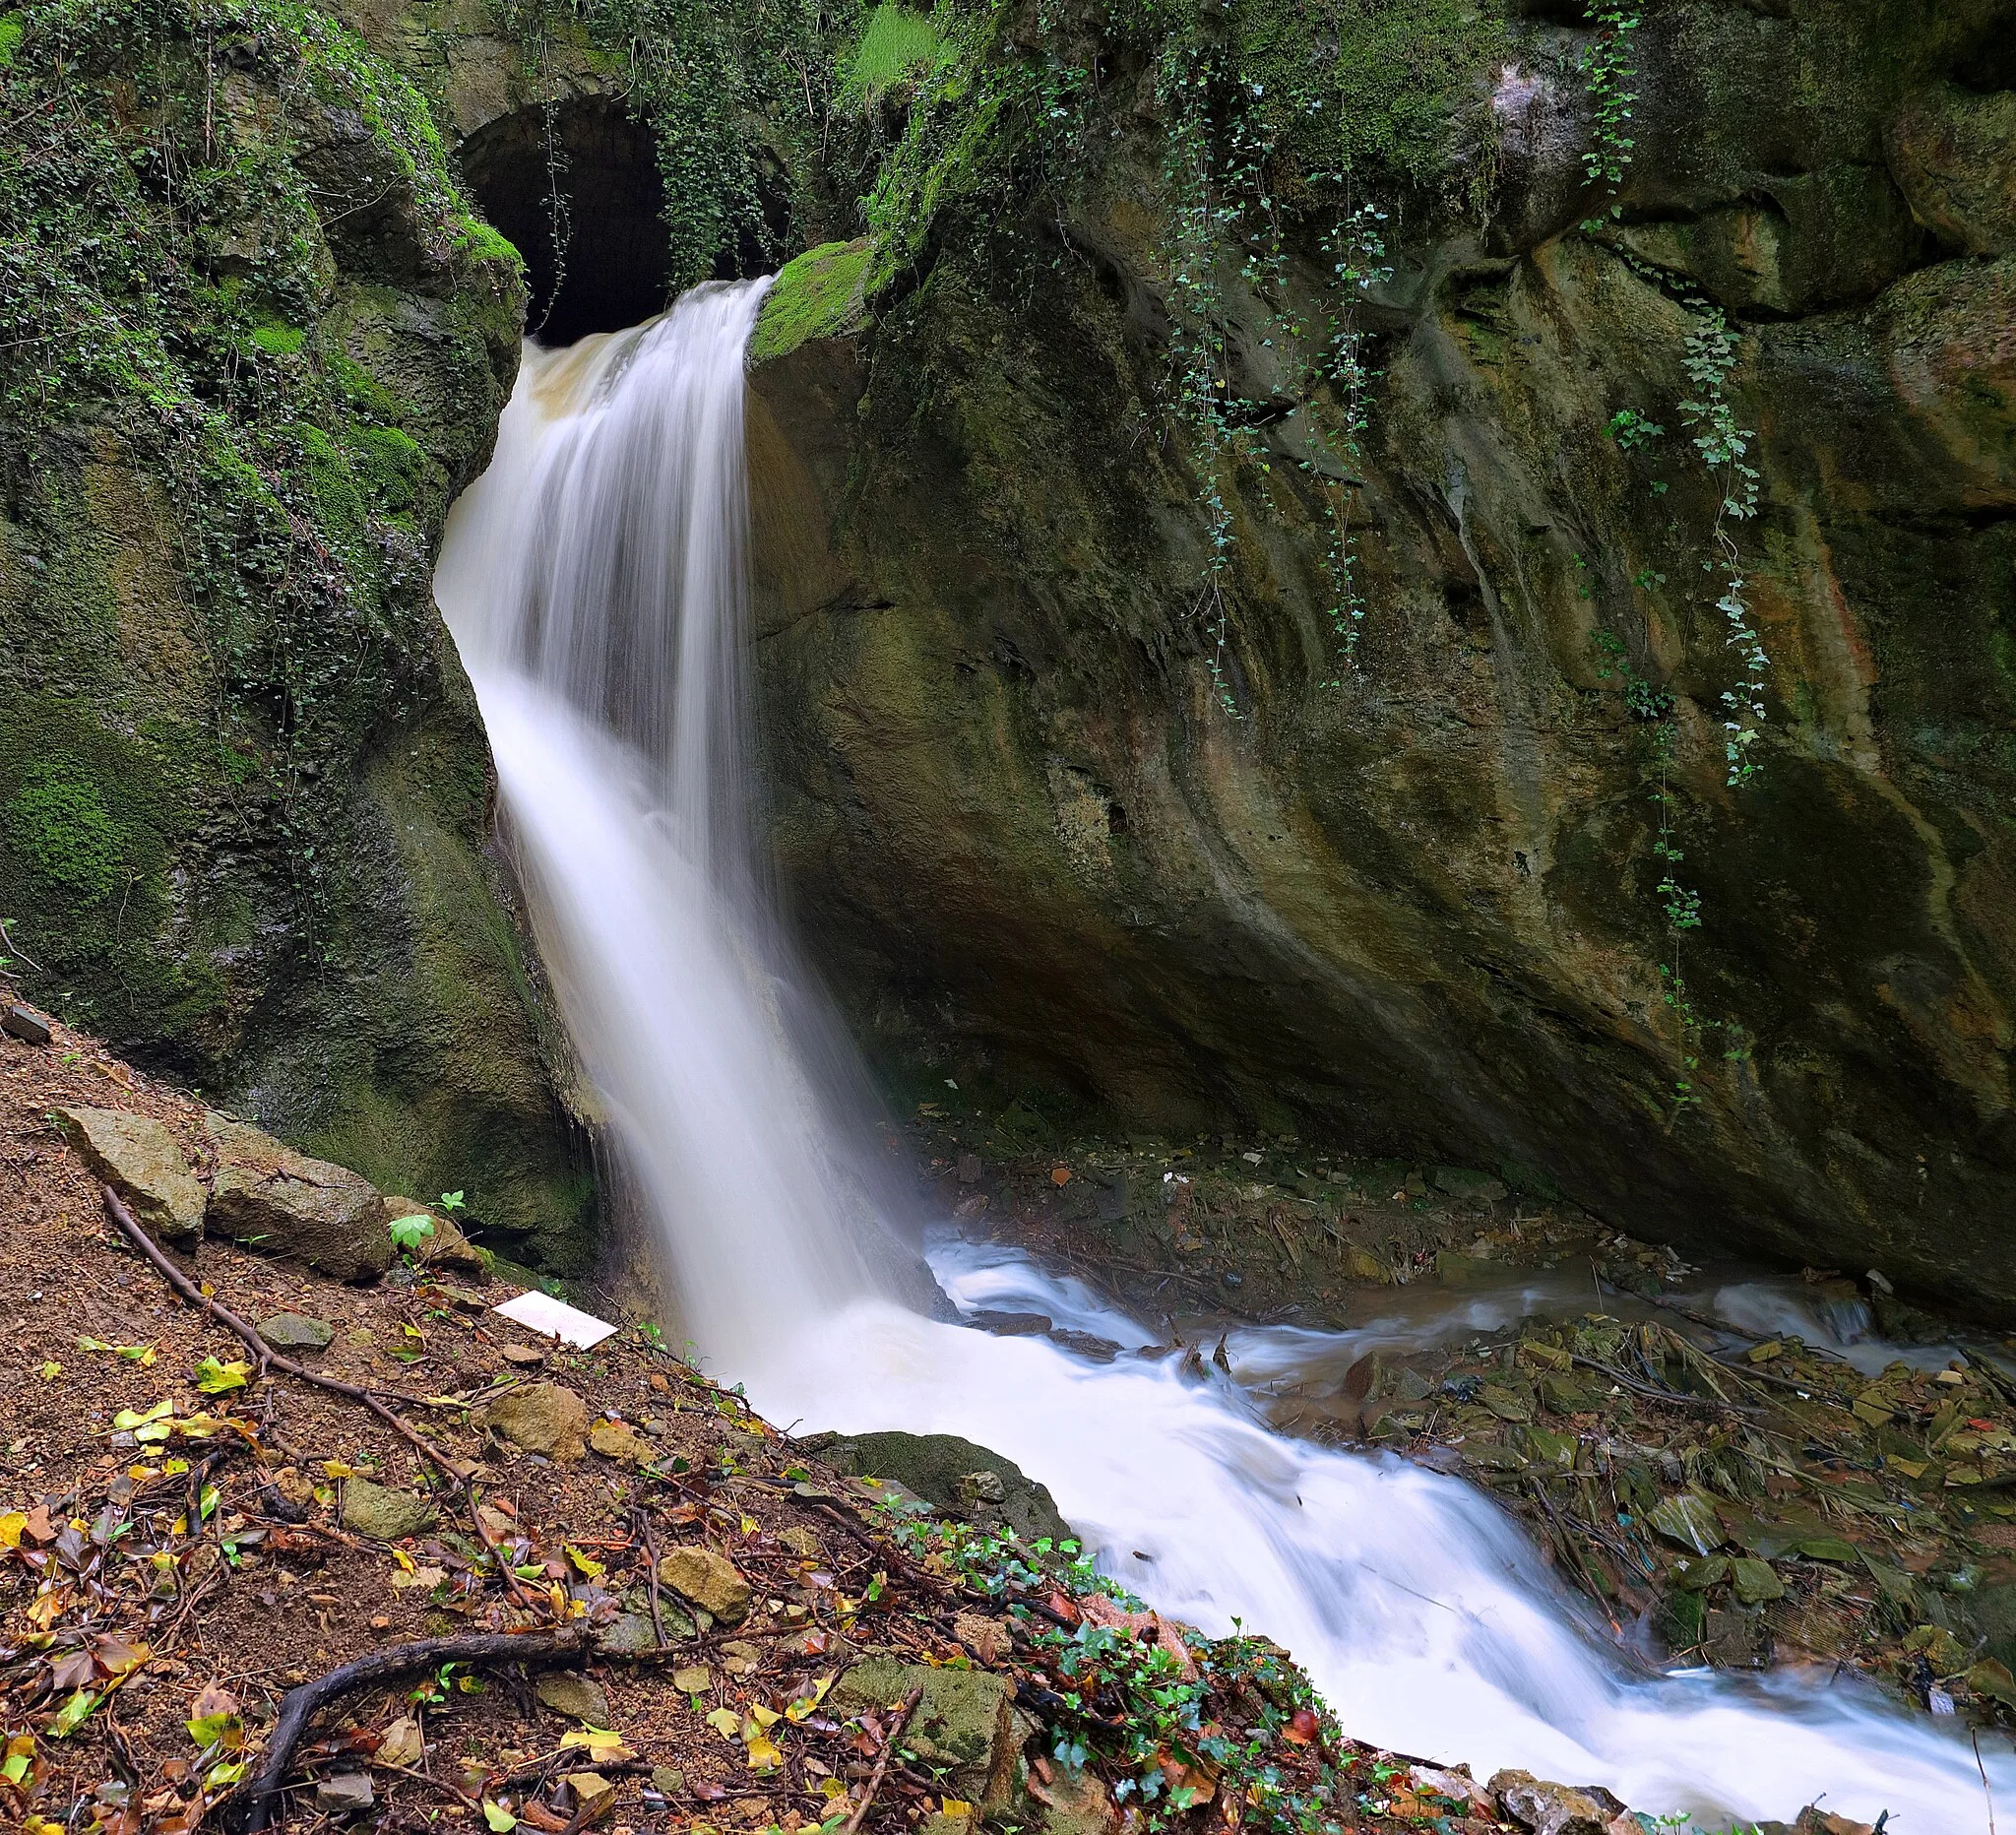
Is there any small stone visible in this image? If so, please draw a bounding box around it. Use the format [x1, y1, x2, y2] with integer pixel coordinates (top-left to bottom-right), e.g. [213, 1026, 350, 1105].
[956, 1153, 982, 1184]
[536, 1672, 612, 1725]
[563, 1772, 613, 1804]
[672, 1665, 712, 1693]
[1488, 1769, 1610, 1835]
[257, 1311, 335, 1352]
[596, 1613, 661, 1655]
[500, 1343, 546, 1365]
[481, 1382, 590, 1463]
[778, 1525, 820, 1558]
[650, 1767, 685, 1797]
[314, 1772, 375, 1815]
[339, 1478, 436, 1542]
[53, 1106, 205, 1240]
[657, 1547, 752, 1623]
[3, 1004, 52, 1045]
[720, 1639, 761, 1677]
[590, 1419, 653, 1465]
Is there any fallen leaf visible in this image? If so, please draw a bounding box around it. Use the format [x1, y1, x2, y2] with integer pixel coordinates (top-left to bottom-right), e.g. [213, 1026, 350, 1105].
[37, 1361, 59, 1380]
[378, 1716, 424, 1768]
[482, 1800, 518, 1833]
[705, 1708, 742, 1740]
[194, 1356, 252, 1396]
[47, 1689, 98, 1738]
[559, 1727, 635, 1764]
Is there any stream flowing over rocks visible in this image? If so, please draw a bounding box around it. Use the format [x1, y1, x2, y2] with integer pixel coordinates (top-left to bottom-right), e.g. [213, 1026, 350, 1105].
[5, 0, 2016, 1827]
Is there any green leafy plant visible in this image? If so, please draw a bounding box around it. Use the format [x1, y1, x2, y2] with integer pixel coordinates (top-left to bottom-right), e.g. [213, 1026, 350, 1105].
[389, 1214, 436, 1254]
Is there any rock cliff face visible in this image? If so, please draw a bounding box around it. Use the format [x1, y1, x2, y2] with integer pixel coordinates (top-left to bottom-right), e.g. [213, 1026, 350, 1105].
[745, 0, 2016, 1313]
[0, 0, 592, 1263]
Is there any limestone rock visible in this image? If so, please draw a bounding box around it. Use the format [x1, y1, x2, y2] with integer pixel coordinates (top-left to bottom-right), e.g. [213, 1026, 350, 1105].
[815, 1430, 1070, 1544]
[536, 1672, 611, 1725]
[1888, 81, 2016, 257]
[257, 1312, 334, 1352]
[383, 1195, 485, 1270]
[655, 1547, 751, 1623]
[314, 1771, 375, 1815]
[589, 1419, 653, 1464]
[595, 1613, 661, 1655]
[832, 1657, 1030, 1814]
[1035, 1763, 1116, 1835]
[3, 1004, 51, 1045]
[53, 1107, 204, 1241]
[206, 1113, 391, 1280]
[481, 1382, 589, 1463]
[1487, 1770, 1611, 1835]
[340, 1479, 435, 1542]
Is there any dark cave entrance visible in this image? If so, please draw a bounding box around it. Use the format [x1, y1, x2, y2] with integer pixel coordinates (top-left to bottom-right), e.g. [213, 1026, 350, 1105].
[461, 96, 671, 347]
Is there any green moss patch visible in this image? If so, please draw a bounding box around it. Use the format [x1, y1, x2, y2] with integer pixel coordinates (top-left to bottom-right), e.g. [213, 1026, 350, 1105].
[750, 238, 876, 364]
[840, 4, 955, 112]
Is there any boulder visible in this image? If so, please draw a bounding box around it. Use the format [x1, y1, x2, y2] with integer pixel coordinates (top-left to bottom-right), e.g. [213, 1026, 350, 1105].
[206, 1113, 390, 1280]
[53, 1107, 204, 1240]
[812, 1430, 1071, 1543]
[656, 1547, 751, 1623]
[1487, 1771, 1612, 1835]
[339, 1478, 436, 1542]
[257, 1312, 335, 1352]
[3, 1004, 52, 1045]
[536, 1672, 611, 1724]
[480, 1382, 590, 1463]
[832, 1656, 1032, 1814]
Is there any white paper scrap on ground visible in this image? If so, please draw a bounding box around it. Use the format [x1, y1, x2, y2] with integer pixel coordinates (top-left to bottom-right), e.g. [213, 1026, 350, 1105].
[492, 1289, 619, 1350]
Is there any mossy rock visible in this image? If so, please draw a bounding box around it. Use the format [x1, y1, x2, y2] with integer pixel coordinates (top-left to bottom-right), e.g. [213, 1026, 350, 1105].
[750, 240, 876, 365]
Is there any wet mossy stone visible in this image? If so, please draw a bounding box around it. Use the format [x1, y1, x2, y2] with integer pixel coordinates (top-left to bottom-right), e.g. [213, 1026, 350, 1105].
[340, 1477, 435, 1541]
[809, 1429, 1070, 1544]
[750, 239, 875, 364]
[832, 1656, 1025, 1812]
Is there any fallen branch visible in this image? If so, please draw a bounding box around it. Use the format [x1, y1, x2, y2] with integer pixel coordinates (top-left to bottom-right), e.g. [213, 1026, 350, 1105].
[842, 1683, 923, 1835]
[226, 1630, 590, 1832]
[99, 1185, 536, 1607]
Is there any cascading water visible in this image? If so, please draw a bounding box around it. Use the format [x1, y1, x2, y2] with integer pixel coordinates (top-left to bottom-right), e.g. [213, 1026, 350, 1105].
[436, 285, 2010, 1831]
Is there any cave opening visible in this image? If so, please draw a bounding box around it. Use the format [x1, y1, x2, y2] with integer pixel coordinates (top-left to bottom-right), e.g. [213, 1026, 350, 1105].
[461, 97, 672, 347]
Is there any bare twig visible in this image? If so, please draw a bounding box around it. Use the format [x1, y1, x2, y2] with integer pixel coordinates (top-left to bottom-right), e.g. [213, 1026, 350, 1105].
[842, 1684, 924, 1835]
[227, 1630, 591, 1832]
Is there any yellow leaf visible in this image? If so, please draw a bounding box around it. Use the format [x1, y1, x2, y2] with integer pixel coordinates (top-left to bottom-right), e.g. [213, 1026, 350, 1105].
[111, 1401, 172, 1431]
[705, 1708, 742, 1740]
[0, 1513, 25, 1550]
[739, 1513, 759, 1535]
[482, 1800, 518, 1833]
[565, 1545, 606, 1580]
[559, 1727, 635, 1764]
[745, 1734, 783, 1771]
[941, 1800, 975, 1818]
[38, 1361, 59, 1380]
[819, 1778, 848, 1803]
[390, 1548, 416, 1573]
[162, 1459, 188, 1477]
[324, 1460, 355, 1479]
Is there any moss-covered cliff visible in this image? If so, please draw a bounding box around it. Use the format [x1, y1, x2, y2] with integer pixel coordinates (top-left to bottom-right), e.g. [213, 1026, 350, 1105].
[0, 0, 593, 1263]
[743, 0, 2016, 1314]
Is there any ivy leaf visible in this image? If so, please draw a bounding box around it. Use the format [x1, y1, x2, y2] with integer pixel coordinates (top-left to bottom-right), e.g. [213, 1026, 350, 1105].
[47, 1689, 99, 1738]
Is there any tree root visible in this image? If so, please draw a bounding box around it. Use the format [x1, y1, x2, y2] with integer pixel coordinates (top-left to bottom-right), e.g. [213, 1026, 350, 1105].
[226, 1629, 591, 1832]
[842, 1683, 922, 1835]
[99, 1184, 536, 1607]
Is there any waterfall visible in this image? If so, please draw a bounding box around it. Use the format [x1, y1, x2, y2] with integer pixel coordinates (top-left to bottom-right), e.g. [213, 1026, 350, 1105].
[436, 284, 2011, 1830]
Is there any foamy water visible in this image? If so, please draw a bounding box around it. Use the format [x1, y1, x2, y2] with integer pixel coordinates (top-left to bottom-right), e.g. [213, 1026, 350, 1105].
[436, 285, 2009, 1832]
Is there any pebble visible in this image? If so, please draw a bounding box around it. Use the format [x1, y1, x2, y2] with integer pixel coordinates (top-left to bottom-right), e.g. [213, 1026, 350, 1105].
[314, 1772, 375, 1815]
[257, 1311, 335, 1352]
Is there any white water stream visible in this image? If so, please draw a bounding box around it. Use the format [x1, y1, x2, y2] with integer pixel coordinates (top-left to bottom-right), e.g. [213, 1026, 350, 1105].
[436, 284, 2009, 1831]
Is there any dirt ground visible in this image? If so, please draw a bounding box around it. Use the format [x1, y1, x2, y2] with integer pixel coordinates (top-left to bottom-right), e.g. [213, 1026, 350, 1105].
[0, 1014, 1605, 1835]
